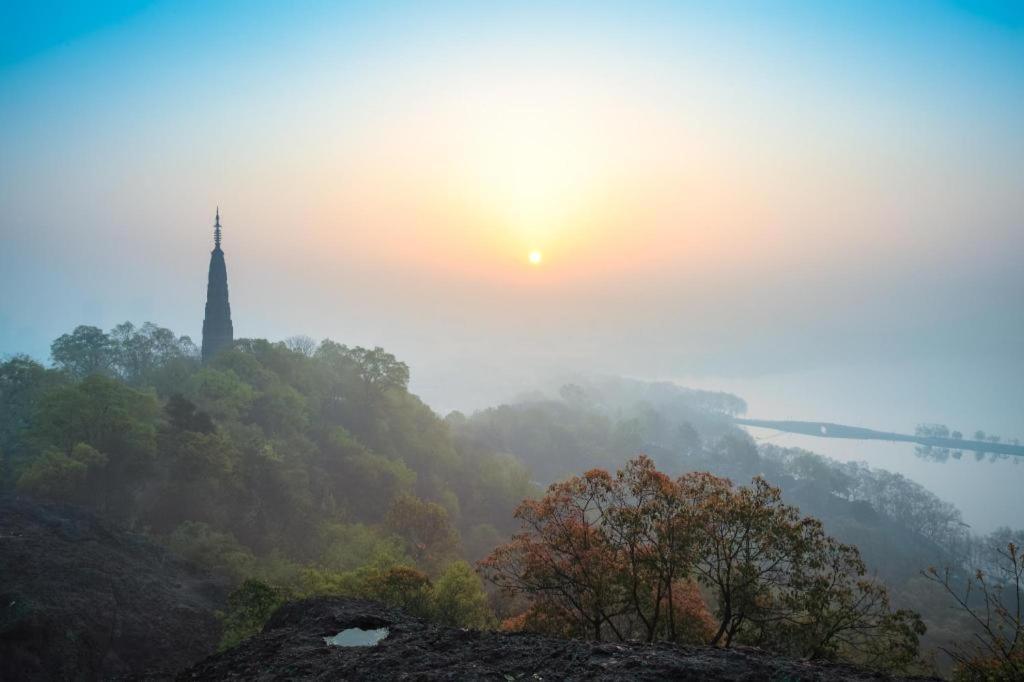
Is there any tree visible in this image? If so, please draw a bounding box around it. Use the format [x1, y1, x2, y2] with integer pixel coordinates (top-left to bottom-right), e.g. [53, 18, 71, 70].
[316, 342, 409, 393]
[660, 579, 716, 644]
[481, 456, 923, 671]
[690, 473, 923, 667]
[29, 374, 158, 517]
[165, 394, 215, 434]
[109, 321, 197, 385]
[365, 565, 434, 617]
[762, 537, 925, 668]
[0, 355, 66, 487]
[480, 468, 626, 641]
[187, 368, 254, 422]
[692, 474, 817, 647]
[17, 443, 106, 503]
[923, 542, 1023, 680]
[322, 427, 416, 522]
[385, 494, 461, 571]
[284, 335, 317, 357]
[50, 325, 115, 378]
[482, 459, 716, 644]
[431, 561, 496, 629]
[602, 456, 702, 642]
[219, 579, 286, 650]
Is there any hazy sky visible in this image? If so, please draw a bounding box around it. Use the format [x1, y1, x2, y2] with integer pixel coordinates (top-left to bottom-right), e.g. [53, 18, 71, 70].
[1, 2, 1022, 525]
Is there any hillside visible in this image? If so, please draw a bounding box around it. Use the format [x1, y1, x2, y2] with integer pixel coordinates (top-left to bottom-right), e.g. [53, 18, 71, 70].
[3, 323, 1017, 677]
[0, 496, 228, 680]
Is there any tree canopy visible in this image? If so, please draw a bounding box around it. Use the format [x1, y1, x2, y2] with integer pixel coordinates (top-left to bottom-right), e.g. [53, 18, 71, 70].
[1, 322, 526, 636]
[481, 456, 924, 671]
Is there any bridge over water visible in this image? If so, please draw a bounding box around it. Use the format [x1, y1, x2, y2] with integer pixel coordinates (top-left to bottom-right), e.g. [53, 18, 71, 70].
[733, 418, 1024, 459]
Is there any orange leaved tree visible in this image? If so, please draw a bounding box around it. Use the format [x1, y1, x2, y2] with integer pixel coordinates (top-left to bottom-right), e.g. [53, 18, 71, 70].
[480, 455, 923, 671]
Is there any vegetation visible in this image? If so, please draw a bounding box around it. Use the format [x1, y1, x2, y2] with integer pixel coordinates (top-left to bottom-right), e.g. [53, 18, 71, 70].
[452, 383, 1021, 675]
[1, 322, 522, 641]
[924, 540, 1023, 680]
[219, 559, 495, 651]
[219, 579, 285, 651]
[914, 423, 1023, 462]
[2, 321, 1018, 677]
[481, 456, 924, 671]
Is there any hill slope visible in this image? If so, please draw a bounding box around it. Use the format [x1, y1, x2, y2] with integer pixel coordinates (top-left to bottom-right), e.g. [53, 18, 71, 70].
[0, 496, 228, 680]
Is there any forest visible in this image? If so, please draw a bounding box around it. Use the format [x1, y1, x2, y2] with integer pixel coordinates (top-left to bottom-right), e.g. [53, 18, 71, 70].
[1, 322, 1020, 679]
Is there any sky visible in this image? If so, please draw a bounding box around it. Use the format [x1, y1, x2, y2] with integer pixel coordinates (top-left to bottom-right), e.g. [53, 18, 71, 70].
[1, 1, 1022, 527]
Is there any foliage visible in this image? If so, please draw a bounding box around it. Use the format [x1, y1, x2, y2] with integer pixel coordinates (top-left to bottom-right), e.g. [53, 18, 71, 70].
[9, 322, 1010, 673]
[663, 580, 717, 644]
[165, 393, 215, 433]
[226, 556, 496, 642]
[316, 521, 409, 573]
[924, 541, 1023, 680]
[11, 320, 531, 544]
[16, 443, 107, 502]
[385, 494, 461, 572]
[5, 322, 541, 642]
[164, 521, 262, 582]
[481, 456, 923, 670]
[19, 374, 158, 517]
[365, 566, 435, 618]
[0, 355, 67, 486]
[914, 422, 1022, 462]
[50, 325, 116, 378]
[50, 322, 197, 387]
[218, 579, 288, 650]
[431, 561, 496, 629]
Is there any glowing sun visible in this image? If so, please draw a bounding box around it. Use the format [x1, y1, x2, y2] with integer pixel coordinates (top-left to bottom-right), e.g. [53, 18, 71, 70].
[528, 250, 543, 265]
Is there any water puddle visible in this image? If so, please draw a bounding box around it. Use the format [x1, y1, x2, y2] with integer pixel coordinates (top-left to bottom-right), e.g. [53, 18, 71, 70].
[323, 627, 389, 647]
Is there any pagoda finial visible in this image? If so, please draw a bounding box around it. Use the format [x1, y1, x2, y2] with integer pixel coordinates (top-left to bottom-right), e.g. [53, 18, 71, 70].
[214, 207, 222, 249]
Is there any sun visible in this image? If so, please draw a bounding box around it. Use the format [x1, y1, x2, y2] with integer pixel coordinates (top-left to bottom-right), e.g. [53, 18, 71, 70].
[528, 250, 543, 266]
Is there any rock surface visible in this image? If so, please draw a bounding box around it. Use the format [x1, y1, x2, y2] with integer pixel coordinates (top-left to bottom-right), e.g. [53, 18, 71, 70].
[183, 597, 939, 681]
[0, 496, 229, 680]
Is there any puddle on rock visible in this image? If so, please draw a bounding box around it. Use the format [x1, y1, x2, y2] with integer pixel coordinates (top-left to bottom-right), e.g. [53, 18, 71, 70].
[323, 627, 389, 647]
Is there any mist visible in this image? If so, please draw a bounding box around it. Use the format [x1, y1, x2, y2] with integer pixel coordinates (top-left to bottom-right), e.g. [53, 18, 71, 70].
[2, 3, 1023, 677]
[3, 0, 1022, 531]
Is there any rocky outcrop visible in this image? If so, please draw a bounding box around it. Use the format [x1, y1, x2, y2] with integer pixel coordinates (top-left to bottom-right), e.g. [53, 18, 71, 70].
[0, 496, 228, 680]
[183, 598, 938, 681]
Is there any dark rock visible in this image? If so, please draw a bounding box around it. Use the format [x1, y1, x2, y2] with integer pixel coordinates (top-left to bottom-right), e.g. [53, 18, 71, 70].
[0, 496, 229, 680]
[182, 597, 940, 681]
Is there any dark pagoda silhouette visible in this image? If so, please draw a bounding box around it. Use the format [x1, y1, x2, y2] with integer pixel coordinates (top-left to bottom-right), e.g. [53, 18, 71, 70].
[201, 207, 234, 362]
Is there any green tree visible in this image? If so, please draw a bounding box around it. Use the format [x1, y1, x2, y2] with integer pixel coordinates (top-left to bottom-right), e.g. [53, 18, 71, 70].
[109, 321, 197, 384]
[17, 443, 107, 503]
[431, 560, 496, 628]
[165, 521, 260, 581]
[0, 355, 66, 487]
[164, 394, 215, 434]
[30, 374, 157, 517]
[366, 565, 434, 618]
[187, 367, 254, 422]
[219, 579, 286, 650]
[50, 325, 116, 378]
